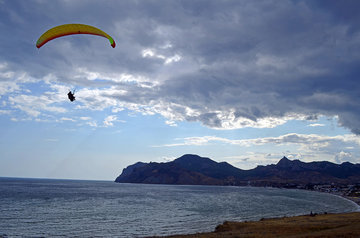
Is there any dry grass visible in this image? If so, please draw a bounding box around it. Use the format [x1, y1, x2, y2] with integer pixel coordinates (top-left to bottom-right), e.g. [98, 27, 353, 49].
[153, 212, 360, 238]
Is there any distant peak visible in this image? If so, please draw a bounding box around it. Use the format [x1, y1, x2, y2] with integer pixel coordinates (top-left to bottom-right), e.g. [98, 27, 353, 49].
[280, 156, 290, 161]
[175, 154, 207, 161]
[277, 156, 292, 166]
[179, 154, 202, 159]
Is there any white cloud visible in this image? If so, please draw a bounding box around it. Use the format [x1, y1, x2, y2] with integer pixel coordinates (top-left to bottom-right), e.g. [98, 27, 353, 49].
[103, 115, 117, 127]
[222, 153, 283, 170]
[156, 133, 360, 148]
[80, 117, 91, 121]
[335, 151, 352, 164]
[161, 156, 177, 162]
[164, 54, 181, 65]
[165, 120, 177, 127]
[308, 123, 325, 127]
[74, 67, 152, 84]
[9, 94, 66, 117]
[142, 49, 155, 58]
[87, 121, 98, 127]
[142, 48, 181, 65]
[60, 117, 76, 122]
[0, 109, 11, 115]
[154, 133, 360, 164]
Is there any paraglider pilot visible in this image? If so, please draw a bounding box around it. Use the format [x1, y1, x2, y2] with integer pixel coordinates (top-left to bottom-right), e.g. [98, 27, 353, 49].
[68, 90, 75, 102]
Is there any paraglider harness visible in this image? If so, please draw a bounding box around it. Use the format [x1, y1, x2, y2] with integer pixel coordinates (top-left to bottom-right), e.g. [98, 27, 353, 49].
[68, 90, 76, 102]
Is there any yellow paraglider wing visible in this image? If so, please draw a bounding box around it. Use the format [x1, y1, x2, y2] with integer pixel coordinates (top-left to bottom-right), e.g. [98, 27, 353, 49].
[36, 24, 116, 48]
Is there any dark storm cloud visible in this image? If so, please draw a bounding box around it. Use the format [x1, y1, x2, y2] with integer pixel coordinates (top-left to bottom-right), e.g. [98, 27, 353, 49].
[1, 0, 360, 133]
[154, 0, 360, 132]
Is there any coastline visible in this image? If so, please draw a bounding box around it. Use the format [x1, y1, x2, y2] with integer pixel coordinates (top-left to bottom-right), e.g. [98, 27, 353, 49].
[336, 194, 360, 210]
[340, 194, 360, 207]
[153, 212, 360, 238]
[148, 188, 360, 238]
[311, 187, 360, 210]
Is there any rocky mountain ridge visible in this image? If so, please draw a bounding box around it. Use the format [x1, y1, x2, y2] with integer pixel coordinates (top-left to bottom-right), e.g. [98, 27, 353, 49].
[115, 154, 360, 187]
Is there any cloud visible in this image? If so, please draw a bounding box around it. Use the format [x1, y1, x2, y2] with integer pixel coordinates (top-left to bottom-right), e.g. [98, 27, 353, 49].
[308, 123, 325, 127]
[79, 116, 91, 121]
[103, 115, 117, 127]
[222, 153, 283, 169]
[9, 94, 66, 118]
[0, 109, 11, 115]
[165, 120, 177, 127]
[1, 1, 360, 133]
[154, 133, 360, 148]
[161, 156, 177, 162]
[86, 121, 97, 127]
[141, 48, 181, 65]
[154, 133, 360, 164]
[59, 117, 75, 122]
[335, 151, 352, 164]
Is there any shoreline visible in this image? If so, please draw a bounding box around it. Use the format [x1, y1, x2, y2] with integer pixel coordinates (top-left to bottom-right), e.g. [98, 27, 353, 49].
[334, 194, 360, 210]
[148, 189, 360, 238]
[307, 187, 360, 210]
[300, 186, 360, 210]
[152, 212, 360, 238]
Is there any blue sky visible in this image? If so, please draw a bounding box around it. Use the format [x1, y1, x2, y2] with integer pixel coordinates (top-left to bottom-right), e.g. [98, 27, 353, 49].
[1, 0, 360, 180]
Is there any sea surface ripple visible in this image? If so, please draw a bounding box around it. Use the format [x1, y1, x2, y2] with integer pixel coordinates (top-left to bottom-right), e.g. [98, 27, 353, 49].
[0, 178, 358, 237]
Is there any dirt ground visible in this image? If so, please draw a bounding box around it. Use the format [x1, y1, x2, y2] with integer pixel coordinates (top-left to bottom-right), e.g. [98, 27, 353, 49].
[151, 212, 360, 238]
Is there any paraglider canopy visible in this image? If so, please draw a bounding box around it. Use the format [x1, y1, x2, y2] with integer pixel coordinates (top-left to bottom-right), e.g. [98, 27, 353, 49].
[36, 23, 116, 48]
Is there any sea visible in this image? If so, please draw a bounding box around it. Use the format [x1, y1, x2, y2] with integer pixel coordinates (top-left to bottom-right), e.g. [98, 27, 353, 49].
[0, 177, 359, 237]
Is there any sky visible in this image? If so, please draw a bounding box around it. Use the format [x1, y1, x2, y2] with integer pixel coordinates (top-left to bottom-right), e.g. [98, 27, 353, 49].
[1, 0, 360, 180]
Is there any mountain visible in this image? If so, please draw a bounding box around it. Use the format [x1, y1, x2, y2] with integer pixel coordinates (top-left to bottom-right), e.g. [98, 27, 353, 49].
[115, 157, 223, 185]
[115, 154, 360, 186]
[173, 154, 244, 179]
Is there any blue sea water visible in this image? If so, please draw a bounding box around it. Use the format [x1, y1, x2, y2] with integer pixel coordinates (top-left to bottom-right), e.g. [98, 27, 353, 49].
[0, 178, 358, 237]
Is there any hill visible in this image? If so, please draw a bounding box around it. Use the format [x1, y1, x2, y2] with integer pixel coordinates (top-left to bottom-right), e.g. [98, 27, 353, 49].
[155, 212, 360, 238]
[115, 154, 360, 187]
